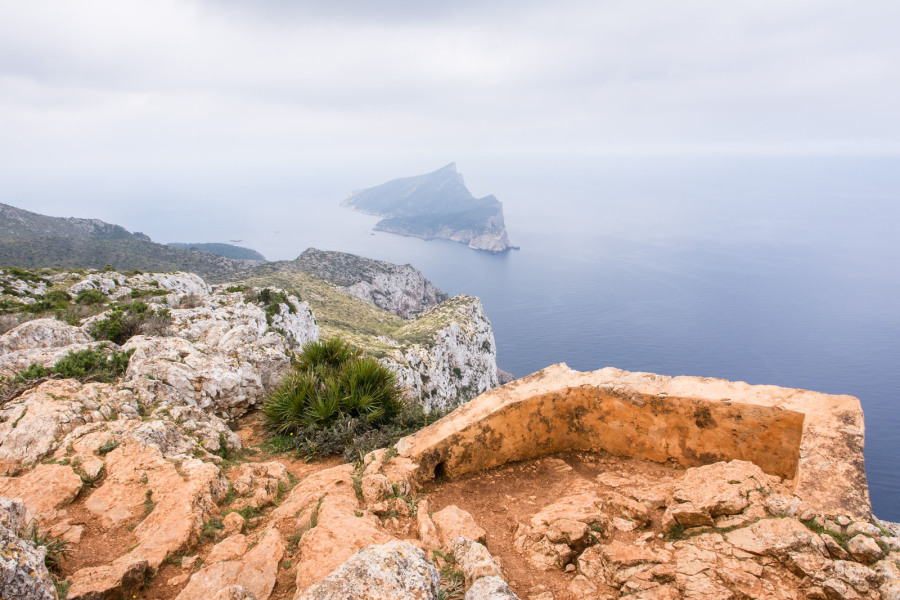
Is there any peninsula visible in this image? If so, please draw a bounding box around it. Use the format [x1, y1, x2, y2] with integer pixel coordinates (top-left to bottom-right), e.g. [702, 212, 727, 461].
[341, 163, 515, 252]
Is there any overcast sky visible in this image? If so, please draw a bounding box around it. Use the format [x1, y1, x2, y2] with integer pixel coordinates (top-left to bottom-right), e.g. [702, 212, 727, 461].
[2, 0, 900, 219]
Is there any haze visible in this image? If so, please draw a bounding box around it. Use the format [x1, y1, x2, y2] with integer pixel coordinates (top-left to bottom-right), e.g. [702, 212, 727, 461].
[1, 0, 899, 231]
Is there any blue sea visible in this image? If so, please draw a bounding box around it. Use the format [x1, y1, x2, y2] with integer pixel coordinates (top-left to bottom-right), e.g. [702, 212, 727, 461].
[48, 155, 900, 520]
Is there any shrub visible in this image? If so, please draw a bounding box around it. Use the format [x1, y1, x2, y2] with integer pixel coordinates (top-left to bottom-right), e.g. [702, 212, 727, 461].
[49, 346, 135, 382]
[264, 338, 433, 458]
[75, 289, 105, 305]
[254, 288, 297, 326]
[91, 302, 171, 344]
[22, 289, 71, 314]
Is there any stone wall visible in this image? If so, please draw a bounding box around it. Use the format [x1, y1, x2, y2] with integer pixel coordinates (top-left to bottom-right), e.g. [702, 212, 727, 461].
[397, 363, 870, 519]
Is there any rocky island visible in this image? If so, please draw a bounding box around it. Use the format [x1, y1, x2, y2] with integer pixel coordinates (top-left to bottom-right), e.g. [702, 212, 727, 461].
[341, 163, 515, 253]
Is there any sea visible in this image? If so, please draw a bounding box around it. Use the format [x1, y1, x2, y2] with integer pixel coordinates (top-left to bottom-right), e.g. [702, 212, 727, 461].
[57, 155, 900, 520]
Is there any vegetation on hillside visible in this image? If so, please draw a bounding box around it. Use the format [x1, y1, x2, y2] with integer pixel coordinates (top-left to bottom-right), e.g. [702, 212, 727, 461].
[167, 242, 266, 262]
[263, 338, 441, 460]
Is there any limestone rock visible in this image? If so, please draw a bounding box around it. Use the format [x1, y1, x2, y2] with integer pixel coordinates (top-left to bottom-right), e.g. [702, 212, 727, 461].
[725, 517, 823, 557]
[0, 317, 91, 354]
[212, 586, 260, 600]
[464, 575, 520, 600]
[293, 248, 448, 318]
[229, 462, 291, 510]
[361, 474, 394, 506]
[0, 519, 57, 600]
[451, 537, 504, 587]
[432, 505, 487, 547]
[0, 463, 83, 525]
[0, 497, 27, 534]
[514, 487, 607, 570]
[223, 512, 246, 536]
[295, 540, 440, 600]
[67, 558, 149, 600]
[176, 528, 284, 600]
[847, 534, 883, 564]
[416, 499, 440, 549]
[577, 540, 672, 588]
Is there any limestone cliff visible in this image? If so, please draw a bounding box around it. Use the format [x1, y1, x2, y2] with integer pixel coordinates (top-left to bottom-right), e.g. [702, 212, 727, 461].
[250, 248, 449, 318]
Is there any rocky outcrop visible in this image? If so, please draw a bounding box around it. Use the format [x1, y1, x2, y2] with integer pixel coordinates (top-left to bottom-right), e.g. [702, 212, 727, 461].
[0, 497, 57, 600]
[296, 541, 440, 600]
[389, 295, 499, 412]
[283, 248, 448, 318]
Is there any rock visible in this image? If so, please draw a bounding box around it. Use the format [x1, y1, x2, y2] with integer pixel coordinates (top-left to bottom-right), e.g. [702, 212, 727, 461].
[0, 497, 27, 534]
[601, 491, 652, 528]
[67, 558, 149, 600]
[831, 560, 878, 594]
[847, 521, 882, 538]
[822, 533, 851, 560]
[293, 248, 448, 319]
[514, 486, 607, 570]
[223, 512, 246, 536]
[432, 505, 487, 547]
[847, 534, 883, 564]
[661, 502, 714, 532]
[464, 575, 520, 600]
[229, 462, 291, 510]
[566, 575, 600, 599]
[176, 528, 284, 600]
[451, 537, 504, 586]
[0, 463, 83, 525]
[212, 586, 260, 600]
[0, 317, 92, 353]
[295, 540, 440, 600]
[0, 519, 57, 600]
[668, 460, 770, 526]
[362, 474, 394, 506]
[208, 535, 249, 563]
[577, 540, 672, 588]
[388, 296, 500, 412]
[725, 517, 823, 557]
[822, 577, 859, 600]
[416, 499, 440, 549]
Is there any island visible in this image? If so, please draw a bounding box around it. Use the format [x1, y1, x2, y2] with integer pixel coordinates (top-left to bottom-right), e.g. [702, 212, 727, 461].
[341, 163, 515, 252]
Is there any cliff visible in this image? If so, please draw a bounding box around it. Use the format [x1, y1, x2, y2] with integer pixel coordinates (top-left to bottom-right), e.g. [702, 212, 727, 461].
[341, 163, 514, 253]
[249, 248, 448, 318]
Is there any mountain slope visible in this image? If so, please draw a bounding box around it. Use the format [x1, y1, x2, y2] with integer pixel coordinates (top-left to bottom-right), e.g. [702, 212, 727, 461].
[341, 163, 514, 252]
[168, 242, 267, 262]
[0, 203, 254, 279]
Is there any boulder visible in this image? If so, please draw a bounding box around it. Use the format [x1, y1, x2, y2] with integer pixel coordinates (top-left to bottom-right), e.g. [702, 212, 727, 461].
[0, 519, 57, 600]
[229, 462, 291, 510]
[464, 575, 520, 600]
[725, 518, 823, 557]
[846, 534, 883, 564]
[295, 541, 440, 600]
[175, 528, 284, 600]
[432, 505, 487, 547]
[451, 537, 504, 587]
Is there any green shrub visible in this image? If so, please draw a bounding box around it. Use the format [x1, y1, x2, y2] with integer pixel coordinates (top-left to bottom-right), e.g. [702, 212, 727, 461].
[23, 289, 72, 314]
[75, 289, 105, 305]
[254, 288, 297, 325]
[264, 338, 441, 460]
[90, 302, 171, 344]
[50, 346, 135, 382]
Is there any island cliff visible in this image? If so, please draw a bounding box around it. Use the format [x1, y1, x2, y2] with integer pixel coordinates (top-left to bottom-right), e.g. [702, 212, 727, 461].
[341, 163, 514, 253]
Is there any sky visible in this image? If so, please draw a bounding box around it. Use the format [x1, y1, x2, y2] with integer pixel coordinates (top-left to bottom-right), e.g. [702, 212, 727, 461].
[2, 0, 900, 221]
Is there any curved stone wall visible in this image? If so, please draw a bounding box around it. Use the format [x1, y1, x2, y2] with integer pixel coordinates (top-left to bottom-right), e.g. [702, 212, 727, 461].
[396, 364, 871, 519]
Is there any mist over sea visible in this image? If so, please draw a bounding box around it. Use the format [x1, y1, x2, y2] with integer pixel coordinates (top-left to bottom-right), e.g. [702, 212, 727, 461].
[19, 155, 900, 519]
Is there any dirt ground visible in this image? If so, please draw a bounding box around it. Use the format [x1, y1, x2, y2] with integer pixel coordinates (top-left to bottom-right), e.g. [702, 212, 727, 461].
[423, 450, 684, 600]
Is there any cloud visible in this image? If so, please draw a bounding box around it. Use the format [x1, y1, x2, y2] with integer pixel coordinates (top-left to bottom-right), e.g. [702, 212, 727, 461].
[0, 0, 898, 193]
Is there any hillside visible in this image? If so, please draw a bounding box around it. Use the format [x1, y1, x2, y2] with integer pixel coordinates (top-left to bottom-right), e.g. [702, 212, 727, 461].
[0, 203, 254, 279]
[341, 163, 514, 252]
[167, 242, 267, 262]
[247, 248, 448, 317]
